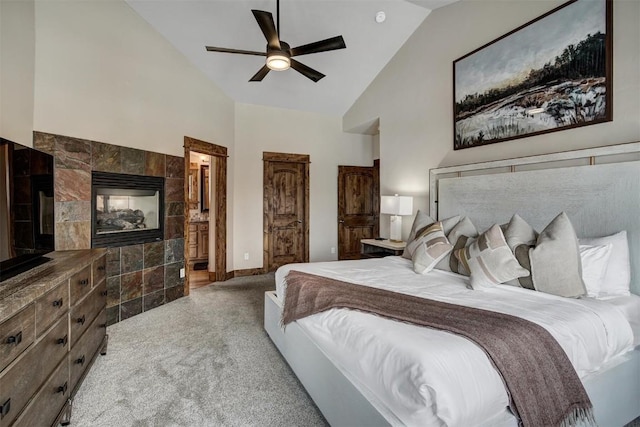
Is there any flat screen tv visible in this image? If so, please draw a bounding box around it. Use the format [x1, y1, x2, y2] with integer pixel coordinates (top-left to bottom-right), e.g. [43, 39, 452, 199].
[0, 138, 55, 282]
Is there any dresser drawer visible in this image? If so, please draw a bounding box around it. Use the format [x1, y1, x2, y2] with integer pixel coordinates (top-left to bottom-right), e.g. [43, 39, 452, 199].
[93, 254, 107, 287]
[70, 265, 92, 306]
[35, 281, 69, 337]
[0, 315, 68, 427]
[0, 306, 35, 372]
[12, 357, 70, 427]
[70, 281, 106, 347]
[69, 309, 106, 392]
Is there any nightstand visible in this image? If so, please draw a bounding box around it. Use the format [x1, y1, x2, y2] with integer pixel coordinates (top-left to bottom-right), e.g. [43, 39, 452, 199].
[360, 239, 406, 258]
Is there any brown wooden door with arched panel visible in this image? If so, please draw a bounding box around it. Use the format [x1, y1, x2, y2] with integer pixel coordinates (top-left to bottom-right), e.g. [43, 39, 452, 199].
[337, 161, 379, 260]
[263, 152, 309, 272]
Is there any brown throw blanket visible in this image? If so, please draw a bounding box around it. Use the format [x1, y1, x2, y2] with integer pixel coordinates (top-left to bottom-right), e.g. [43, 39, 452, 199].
[283, 270, 595, 427]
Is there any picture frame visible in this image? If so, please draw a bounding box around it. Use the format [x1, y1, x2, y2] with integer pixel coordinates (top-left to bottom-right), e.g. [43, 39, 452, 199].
[453, 0, 612, 150]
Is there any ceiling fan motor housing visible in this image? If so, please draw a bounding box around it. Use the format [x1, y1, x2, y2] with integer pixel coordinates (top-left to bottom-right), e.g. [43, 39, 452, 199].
[266, 41, 291, 71]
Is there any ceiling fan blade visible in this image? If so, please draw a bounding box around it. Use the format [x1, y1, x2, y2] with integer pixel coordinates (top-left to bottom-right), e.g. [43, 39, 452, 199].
[290, 59, 325, 82]
[206, 46, 266, 56]
[249, 65, 271, 82]
[251, 10, 281, 50]
[290, 35, 346, 57]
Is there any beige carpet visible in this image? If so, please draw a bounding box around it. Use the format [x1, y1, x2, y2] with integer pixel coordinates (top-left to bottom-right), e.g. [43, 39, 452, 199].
[70, 274, 327, 427]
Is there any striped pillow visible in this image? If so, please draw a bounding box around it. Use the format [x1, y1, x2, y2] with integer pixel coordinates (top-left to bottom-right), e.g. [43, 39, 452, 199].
[402, 210, 435, 259]
[411, 222, 454, 274]
[503, 214, 538, 288]
[436, 216, 478, 273]
[454, 224, 529, 290]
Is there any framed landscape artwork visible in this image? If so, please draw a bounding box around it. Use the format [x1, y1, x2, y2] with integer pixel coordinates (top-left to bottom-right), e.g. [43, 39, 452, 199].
[453, 0, 612, 150]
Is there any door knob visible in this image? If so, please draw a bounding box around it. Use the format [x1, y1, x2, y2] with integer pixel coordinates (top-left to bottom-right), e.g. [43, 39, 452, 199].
[297, 220, 302, 223]
[339, 220, 345, 224]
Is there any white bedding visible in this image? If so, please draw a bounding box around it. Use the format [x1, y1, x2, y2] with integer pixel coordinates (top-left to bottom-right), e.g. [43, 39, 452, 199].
[275, 256, 635, 427]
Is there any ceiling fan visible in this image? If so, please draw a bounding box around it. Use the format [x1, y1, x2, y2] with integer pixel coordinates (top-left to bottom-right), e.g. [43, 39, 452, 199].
[205, 0, 346, 82]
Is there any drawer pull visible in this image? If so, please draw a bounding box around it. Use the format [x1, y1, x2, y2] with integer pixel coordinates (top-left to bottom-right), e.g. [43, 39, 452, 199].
[97, 265, 105, 271]
[79, 278, 90, 286]
[57, 335, 68, 346]
[76, 355, 86, 365]
[101, 290, 108, 297]
[57, 382, 68, 395]
[6, 331, 22, 346]
[53, 298, 64, 307]
[0, 398, 10, 419]
[77, 315, 86, 325]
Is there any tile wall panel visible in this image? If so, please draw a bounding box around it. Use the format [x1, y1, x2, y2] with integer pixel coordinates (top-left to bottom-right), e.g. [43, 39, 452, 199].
[34, 131, 186, 325]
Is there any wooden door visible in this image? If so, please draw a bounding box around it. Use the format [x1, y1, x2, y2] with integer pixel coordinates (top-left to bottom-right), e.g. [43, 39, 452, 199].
[263, 152, 309, 272]
[337, 162, 379, 260]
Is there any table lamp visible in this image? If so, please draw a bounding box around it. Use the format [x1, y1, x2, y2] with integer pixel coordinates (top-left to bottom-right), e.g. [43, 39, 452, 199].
[380, 194, 413, 242]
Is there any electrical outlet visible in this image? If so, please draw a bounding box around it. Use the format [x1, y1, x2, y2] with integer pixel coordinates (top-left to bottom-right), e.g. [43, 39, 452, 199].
[244, 252, 249, 260]
[330, 247, 336, 254]
[179, 268, 185, 278]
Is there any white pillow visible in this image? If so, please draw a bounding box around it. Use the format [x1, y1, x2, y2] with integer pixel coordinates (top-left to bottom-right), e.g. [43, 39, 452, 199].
[579, 231, 631, 297]
[579, 244, 613, 298]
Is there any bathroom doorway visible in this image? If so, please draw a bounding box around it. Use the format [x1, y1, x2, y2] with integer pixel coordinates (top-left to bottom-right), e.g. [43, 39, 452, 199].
[183, 137, 227, 294]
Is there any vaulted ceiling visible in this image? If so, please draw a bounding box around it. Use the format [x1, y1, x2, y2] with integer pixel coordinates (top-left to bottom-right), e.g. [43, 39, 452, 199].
[126, 0, 458, 115]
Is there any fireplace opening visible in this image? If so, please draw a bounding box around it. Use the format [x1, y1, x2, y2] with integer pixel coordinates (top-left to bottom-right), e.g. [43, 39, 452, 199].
[91, 172, 164, 247]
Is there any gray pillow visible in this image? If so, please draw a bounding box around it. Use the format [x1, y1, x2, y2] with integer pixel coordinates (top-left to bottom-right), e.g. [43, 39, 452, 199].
[529, 212, 586, 298]
[441, 215, 461, 235]
[504, 213, 538, 251]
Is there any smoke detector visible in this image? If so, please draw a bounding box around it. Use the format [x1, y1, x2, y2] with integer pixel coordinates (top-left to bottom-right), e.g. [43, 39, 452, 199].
[375, 11, 386, 23]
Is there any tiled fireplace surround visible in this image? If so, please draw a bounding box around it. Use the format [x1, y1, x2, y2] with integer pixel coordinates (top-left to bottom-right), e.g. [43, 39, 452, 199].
[34, 131, 185, 326]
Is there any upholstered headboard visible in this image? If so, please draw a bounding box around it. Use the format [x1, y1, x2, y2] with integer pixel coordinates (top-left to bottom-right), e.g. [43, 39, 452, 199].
[429, 142, 640, 295]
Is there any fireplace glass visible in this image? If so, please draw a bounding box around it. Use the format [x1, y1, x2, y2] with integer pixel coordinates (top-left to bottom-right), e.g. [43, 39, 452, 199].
[92, 172, 164, 247]
[95, 189, 159, 234]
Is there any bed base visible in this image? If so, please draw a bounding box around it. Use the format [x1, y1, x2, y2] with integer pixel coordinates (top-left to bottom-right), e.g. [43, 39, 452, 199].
[265, 291, 640, 426]
[264, 291, 392, 426]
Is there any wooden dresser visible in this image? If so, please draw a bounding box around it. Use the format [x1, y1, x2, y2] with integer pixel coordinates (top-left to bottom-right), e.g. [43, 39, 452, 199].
[0, 249, 107, 427]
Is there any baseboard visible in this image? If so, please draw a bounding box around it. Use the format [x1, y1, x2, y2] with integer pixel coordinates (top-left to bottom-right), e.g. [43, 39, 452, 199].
[225, 268, 266, 280]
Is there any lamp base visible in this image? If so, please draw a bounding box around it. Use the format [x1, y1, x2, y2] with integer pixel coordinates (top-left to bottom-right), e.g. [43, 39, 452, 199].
[389, 215, 402, 242]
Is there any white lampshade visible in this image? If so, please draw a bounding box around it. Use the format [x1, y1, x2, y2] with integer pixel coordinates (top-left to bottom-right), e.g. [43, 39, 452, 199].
[380, 195, 413, 216]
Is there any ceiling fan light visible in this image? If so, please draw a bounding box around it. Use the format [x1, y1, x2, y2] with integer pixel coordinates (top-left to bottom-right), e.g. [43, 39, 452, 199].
[266, 52, 291, 71]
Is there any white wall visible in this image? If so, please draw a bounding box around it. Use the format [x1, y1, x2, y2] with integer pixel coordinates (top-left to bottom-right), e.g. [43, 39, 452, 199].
[32, 0, 234, 158]
[0, 0, 377, 274]
[234, 103, 374, 270]
[344, 0, 640, 238]
[0, 0, 36, 147]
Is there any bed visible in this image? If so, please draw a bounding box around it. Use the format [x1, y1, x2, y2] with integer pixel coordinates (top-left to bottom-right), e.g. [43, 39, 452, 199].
[264, 142, 640, 427]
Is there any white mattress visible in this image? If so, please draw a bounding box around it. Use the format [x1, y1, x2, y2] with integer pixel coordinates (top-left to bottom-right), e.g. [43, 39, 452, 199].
[276, 256, 635, 427]
[599, 293, 640, 346]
